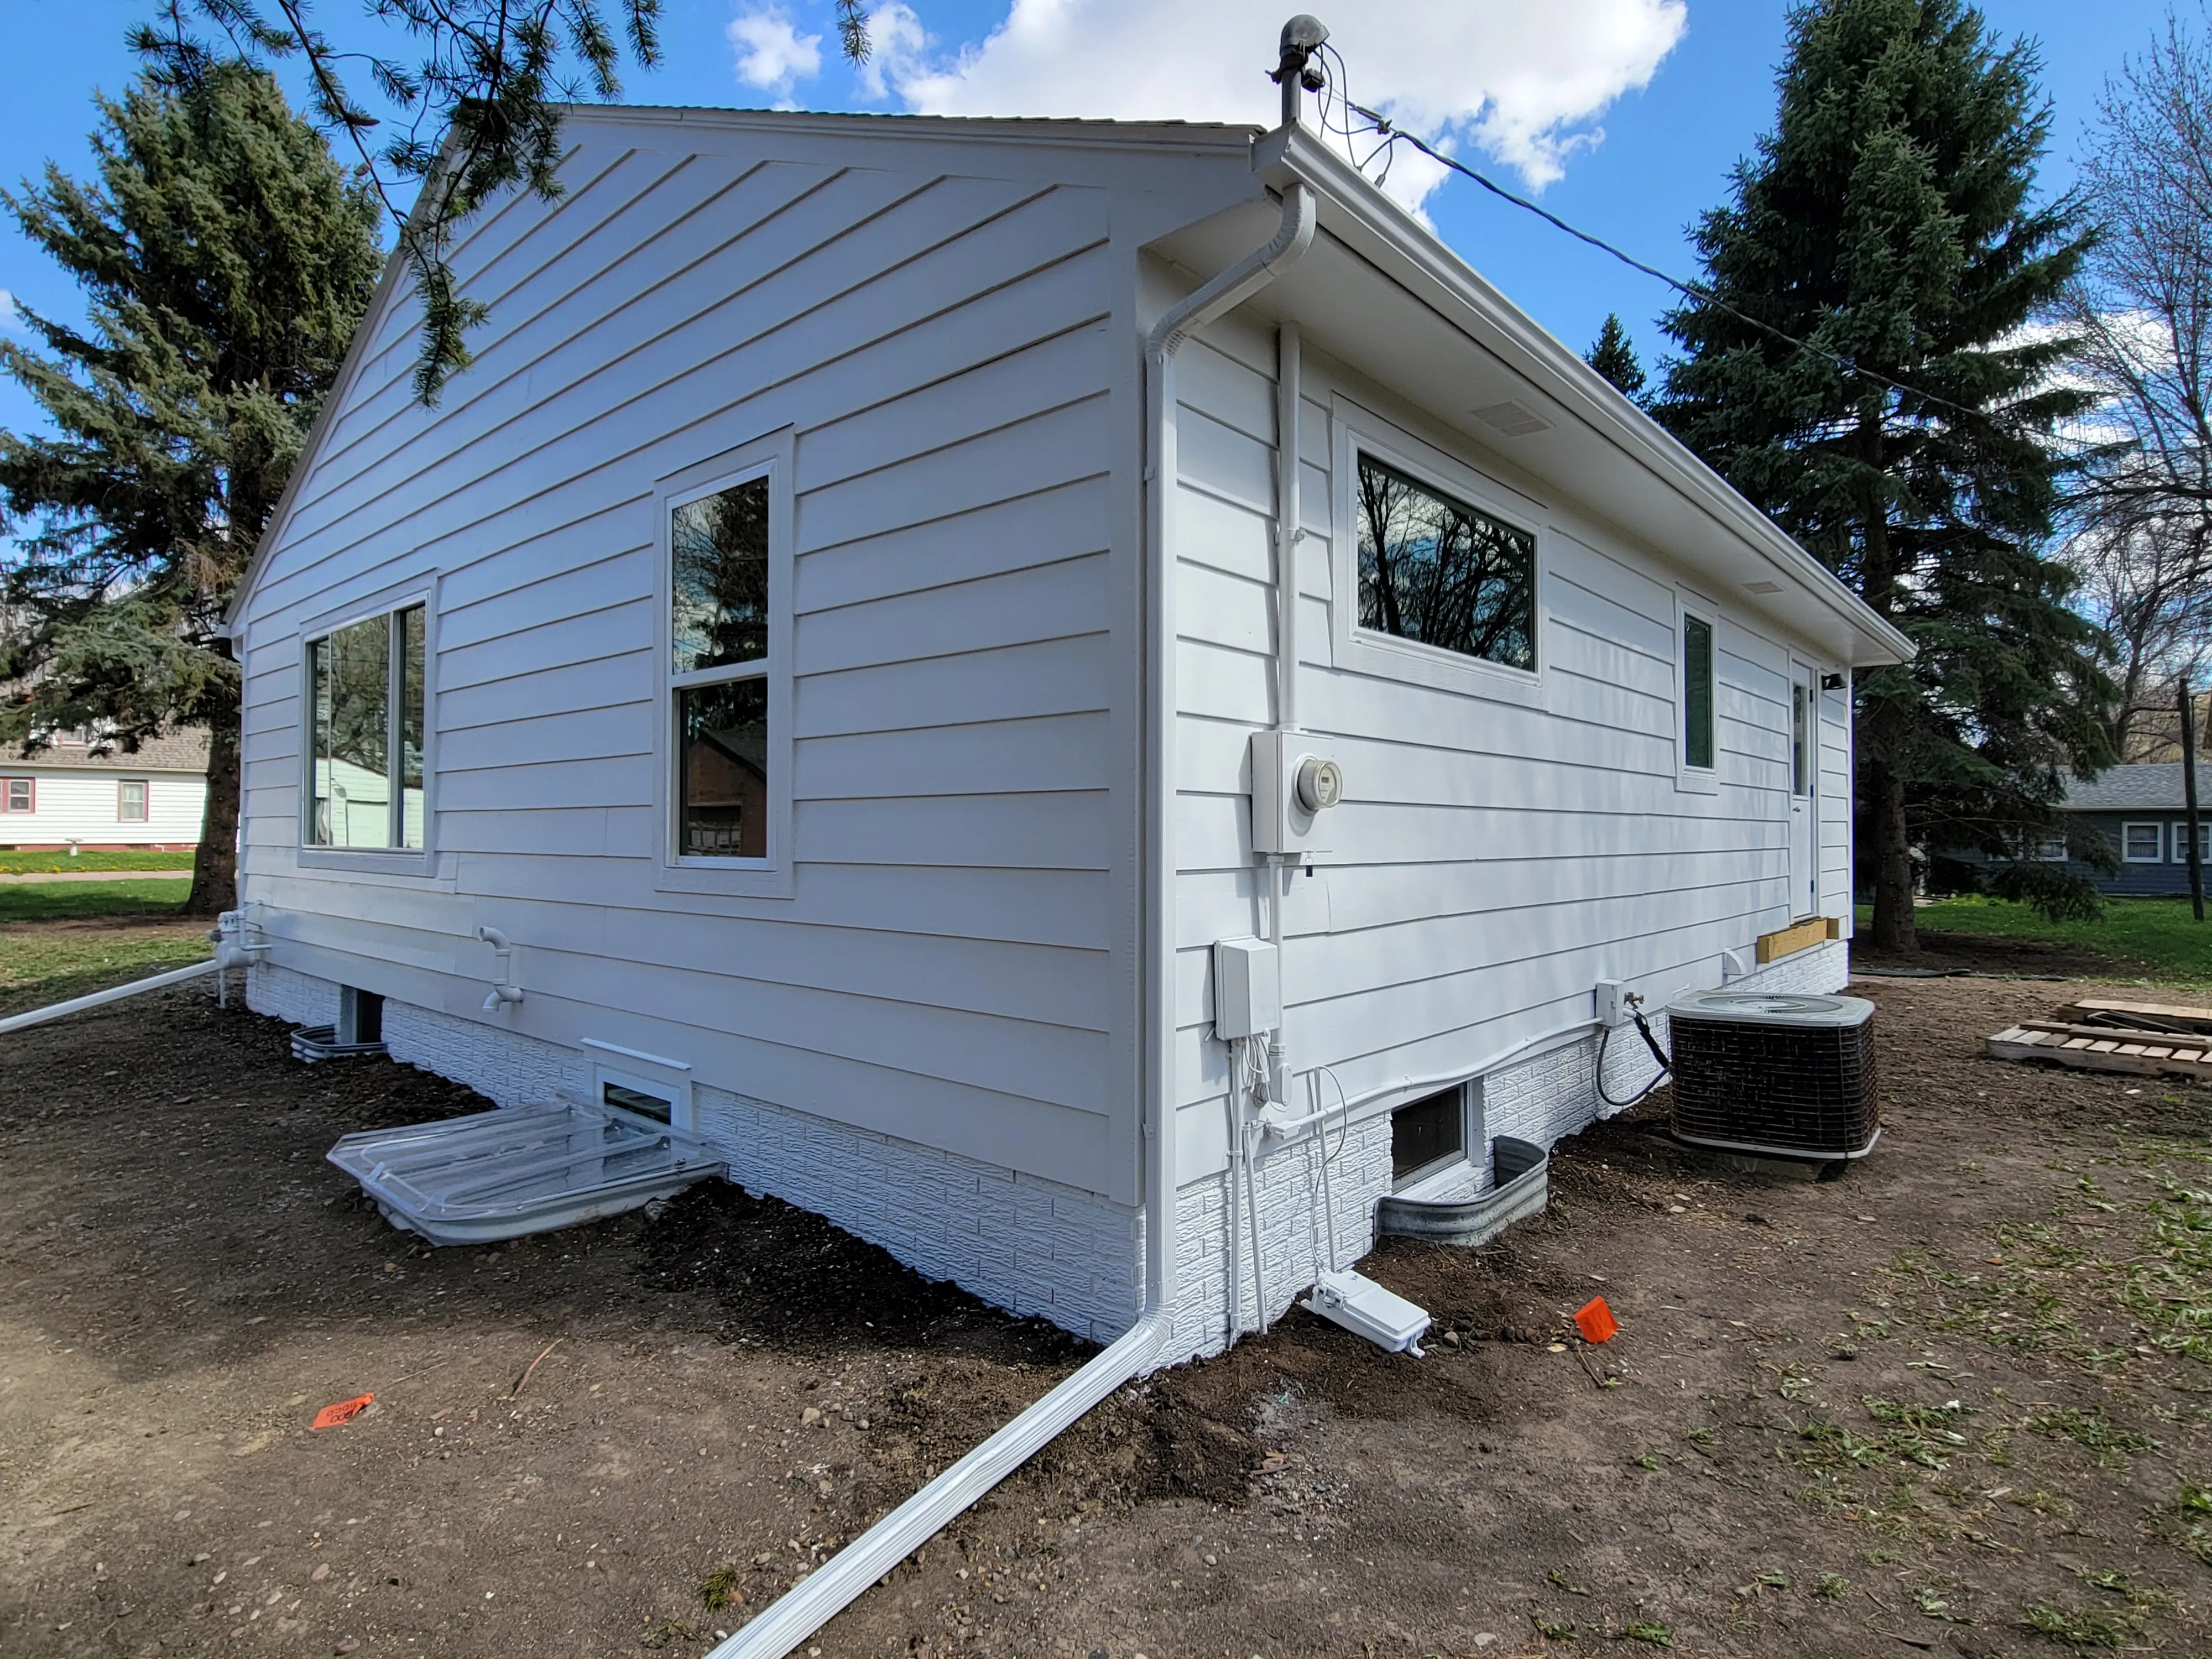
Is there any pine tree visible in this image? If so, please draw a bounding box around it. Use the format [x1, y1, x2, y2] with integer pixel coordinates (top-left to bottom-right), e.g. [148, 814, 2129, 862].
[0, 61, 383, 915]
[1654, 0, 2115, 951]
[1585, 312, 1647, 401]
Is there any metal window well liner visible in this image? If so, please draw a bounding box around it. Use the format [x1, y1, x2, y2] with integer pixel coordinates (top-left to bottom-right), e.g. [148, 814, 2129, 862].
[1375, 1136, 1549, 1245]
[326, 1099, 722, 1246]
[1666, 990, 1880, 1167]
[290, 1025, 389, 1063]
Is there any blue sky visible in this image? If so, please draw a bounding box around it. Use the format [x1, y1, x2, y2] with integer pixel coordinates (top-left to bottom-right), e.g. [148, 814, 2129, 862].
[0, 0, 2178, 447]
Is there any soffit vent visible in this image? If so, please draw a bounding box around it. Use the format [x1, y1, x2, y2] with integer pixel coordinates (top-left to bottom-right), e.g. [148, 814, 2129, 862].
[1470, 399, 1552, 437]
[1742, 579, 1785, 596]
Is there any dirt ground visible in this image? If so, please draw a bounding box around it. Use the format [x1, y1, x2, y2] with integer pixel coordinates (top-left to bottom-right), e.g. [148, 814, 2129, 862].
[5, 971, 2212, 1658]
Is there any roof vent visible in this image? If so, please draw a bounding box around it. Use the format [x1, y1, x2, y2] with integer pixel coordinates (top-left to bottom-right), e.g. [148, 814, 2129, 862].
[1470, 400, 1552, 437]
[1742, 579, 1784, 596]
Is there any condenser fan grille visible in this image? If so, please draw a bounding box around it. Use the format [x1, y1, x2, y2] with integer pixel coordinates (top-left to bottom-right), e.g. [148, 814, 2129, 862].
[1667, 994, 1879, 1160]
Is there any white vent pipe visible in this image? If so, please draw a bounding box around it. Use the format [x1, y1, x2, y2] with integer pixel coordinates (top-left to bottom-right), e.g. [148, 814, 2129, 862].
[703, 176, 1316, 1659]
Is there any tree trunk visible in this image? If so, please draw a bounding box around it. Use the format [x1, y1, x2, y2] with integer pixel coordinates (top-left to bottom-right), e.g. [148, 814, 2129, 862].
[1866, 747, 1918, 953]
[183, 672, 240, 919]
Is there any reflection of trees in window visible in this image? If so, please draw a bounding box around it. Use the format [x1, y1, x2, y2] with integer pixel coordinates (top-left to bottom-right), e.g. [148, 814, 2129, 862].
[679, 677, 769, 858]
[672, 478, 770, 674]
[1357, 455, 1536, 671]
[317, 617, 389, 779]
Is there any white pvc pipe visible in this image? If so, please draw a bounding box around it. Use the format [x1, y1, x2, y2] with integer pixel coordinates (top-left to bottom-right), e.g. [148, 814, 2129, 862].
[0, 958, 218, 1036]
[705, 179, 1317, 1659]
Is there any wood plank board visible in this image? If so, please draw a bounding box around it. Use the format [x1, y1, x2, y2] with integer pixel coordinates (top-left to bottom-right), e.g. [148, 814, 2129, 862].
[2060, 998, 2212, 1035]
[1988, 1021, 2212, 1080]
[1756, 914, 1840, 963]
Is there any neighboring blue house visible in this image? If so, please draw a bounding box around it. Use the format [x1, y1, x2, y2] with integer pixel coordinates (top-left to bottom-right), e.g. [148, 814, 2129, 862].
[2052, 764, 2208, 898]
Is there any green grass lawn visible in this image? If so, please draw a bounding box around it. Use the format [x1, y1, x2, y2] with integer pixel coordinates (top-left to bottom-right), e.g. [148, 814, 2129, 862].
[0, 847, 196, 874]
[1863, 894, 2212, 987]
[0, 879, 210, 1017]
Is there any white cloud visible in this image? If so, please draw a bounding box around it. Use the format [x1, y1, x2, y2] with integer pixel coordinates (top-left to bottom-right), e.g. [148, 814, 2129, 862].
[729, 6, 824, 92]
[870, 0, 1687, 210]
[0, 289, 17, 332]
[857, 3, 933, 102]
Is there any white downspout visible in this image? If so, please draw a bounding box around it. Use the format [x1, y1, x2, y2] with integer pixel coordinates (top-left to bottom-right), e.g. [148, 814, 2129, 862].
[703, 179, 1316, 1659]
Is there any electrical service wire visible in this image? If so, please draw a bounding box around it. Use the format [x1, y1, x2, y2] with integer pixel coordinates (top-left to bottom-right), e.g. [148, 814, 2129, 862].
[1303, 48, 2083, 442]
[1594, 1004, 1677, 1110]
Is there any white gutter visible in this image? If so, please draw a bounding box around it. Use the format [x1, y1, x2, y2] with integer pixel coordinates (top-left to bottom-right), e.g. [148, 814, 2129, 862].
[704, 173, 1316, 1659]
[0, 958, 218, 1037]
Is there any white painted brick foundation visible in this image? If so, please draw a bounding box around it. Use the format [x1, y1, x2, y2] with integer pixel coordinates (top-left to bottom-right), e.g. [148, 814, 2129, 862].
[254, 941, 1849, 1364]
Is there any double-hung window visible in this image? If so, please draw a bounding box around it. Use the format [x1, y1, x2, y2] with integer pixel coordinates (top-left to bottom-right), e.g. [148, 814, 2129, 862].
[2, 777, 32, 813]
[2122, 822, 2164, 863]
[671, 476, 772, 860]
[658, 430, 792, 896]
[2175, 821, 2210, 864]
[306, 604, 426, 850]
[117, 779, 149, 822]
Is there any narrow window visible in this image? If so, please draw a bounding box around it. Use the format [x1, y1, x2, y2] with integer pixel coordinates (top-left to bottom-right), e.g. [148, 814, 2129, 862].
[308, 604, 426, 849]
[118, 779, 149, 822]
[2123, 822, 2164, 863]
[1682, 614, 1715, 771]
[671, 476, 772, 860]
[1355, 454, 1536, 671]
[1791, 684, 1810, 796]
[1392, 1084, 1465, 1185]
[2, 778, 31, 812]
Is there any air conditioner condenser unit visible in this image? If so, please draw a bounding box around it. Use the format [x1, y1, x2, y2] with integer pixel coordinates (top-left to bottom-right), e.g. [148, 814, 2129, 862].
[1665, 990, 1880, 1172]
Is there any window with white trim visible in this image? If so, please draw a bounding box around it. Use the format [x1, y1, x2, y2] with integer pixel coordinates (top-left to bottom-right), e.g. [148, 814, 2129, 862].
[2122, 821, 2164, 863]
[2, 778, 32, 813]
[1355, 453, 1537, 672]
[306, 604, 425, 849]
[671, 476, 771, 860]
[117, 779, 149, 822]
[2174, 821, 2210, 864]
[2033, 834, 2067, 862]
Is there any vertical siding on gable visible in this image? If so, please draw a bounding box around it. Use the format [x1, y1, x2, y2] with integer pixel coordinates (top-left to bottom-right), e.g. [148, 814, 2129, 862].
[232, 130, 1188, 1201]
[1168, 313, 1850, 1167]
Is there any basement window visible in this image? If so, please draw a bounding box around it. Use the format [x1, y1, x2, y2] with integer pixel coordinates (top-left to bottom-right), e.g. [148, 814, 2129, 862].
[593, 1062, 691, 1131]
[1392, 1084, 1467, 1186]
[306, 603, 426, 850]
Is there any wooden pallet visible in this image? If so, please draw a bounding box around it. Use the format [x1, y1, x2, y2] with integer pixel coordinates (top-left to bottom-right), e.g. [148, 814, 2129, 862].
[2058, 998, 2212, 1036]
[1988, 1019, 2212, 1080]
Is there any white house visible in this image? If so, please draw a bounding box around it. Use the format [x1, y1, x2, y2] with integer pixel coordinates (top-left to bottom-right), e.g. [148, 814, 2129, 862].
[225, 101, 1908, 1366]
[1, 727, 208, 849]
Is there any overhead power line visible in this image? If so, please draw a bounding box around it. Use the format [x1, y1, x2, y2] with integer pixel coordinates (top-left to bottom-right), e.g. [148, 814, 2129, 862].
[1305, 49, 2070, 440]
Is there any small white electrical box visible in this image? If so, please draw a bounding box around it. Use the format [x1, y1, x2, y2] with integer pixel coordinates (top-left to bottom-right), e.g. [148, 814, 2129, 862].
[1212, 936, 1281, 1041]
[1302, 1269, 1430, 1355]
[1250, 729, 1343, 855]
[1595, 979, 1629, 1028]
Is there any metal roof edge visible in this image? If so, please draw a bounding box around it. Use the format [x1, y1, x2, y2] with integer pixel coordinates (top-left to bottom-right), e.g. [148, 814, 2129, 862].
[1251, 126, 1914, 669]
[555, 102, 1265, 154]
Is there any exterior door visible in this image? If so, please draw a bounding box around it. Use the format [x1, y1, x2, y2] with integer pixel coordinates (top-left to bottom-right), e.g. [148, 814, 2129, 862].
[1788, 663, 1818, 919]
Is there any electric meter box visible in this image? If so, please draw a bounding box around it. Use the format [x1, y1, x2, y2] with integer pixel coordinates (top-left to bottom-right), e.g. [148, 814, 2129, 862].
[1212, 937, 1281, 1041]
[1250, 729, 1342, 855]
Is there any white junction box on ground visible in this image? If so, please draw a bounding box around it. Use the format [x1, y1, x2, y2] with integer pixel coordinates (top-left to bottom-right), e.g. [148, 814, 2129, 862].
[1212, 937, 1281, 1041]
[1250, 730, 1343, 855]
[1302, 1269, 1431, 1355]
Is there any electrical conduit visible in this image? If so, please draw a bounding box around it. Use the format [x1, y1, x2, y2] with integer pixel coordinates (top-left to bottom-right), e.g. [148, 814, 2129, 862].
[703, 178, 1316, 1659]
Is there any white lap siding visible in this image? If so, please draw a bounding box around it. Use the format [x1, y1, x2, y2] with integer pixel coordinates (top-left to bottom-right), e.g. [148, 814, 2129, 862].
[231, 117, 1260, 1332]
[1166, 309, 1850, 1343]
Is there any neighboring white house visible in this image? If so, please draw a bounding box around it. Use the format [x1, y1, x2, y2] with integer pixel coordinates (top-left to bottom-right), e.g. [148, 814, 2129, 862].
[224, 103, 1908, 1364]
[1, 727, 208, 849]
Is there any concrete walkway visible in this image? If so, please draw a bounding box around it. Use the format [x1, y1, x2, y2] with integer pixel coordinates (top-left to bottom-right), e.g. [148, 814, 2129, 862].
[0, 869, 193, 884]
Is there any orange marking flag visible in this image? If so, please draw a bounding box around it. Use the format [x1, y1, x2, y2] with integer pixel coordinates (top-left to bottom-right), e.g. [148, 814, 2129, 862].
[1573, 1297, 1619, 1344]
[311, 1394, 374, 1430]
